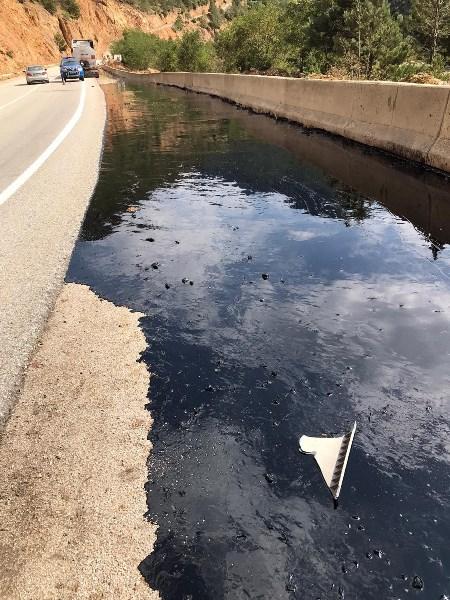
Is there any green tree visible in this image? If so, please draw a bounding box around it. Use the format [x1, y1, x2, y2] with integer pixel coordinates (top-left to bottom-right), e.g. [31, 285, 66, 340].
[208, 0, 222, 30]
[173, 15, 184, 31]
[337, 0, 412, 78]
[281, 0, 316, 72]
[306, 0, 352, 67]
[177, 30, 215, 71]
[60, 0, 80, 18]
[215, 2, 283, 72]
[54, 32, 67, 52]
[110, 0, 440, 79]
[112, 30, 161, 70]
[411, 0, 450, 62]
[224, 0, 242, 20]
[157, 39, 179, 70]
[389, 0, 411, 15]
[37, 0, 57, 14]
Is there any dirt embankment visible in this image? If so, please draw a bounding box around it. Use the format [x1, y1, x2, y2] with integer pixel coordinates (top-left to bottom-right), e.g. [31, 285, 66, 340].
[0, 283, 158, 599]
[0, 0, 228, 76]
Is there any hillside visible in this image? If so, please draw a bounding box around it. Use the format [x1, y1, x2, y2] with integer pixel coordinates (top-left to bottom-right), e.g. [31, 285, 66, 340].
[0, 0, 227, 75]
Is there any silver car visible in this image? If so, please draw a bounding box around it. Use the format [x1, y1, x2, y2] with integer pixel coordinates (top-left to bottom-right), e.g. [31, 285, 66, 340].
[25, 65, 49, 85]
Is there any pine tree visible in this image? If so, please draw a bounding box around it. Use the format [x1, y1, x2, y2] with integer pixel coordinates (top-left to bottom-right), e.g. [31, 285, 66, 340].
[208, 0, 222, 31]
[307, 0, 351, 64]
[338, 0, 411, 78]
[411, 0, 450, 63]
[215, 2, 283, 72]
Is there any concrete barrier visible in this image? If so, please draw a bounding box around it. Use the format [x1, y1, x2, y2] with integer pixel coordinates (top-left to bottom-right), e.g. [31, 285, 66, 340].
[103, 66, 450, 174]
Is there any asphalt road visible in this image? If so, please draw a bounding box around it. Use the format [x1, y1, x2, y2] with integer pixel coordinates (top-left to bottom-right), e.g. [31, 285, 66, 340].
[0, 67, 106, 426]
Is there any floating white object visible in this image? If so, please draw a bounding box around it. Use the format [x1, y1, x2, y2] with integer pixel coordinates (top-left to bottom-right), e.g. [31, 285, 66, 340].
[299, 422, 357, 500]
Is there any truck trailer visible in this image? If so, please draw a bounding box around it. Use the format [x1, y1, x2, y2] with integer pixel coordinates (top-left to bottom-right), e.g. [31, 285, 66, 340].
[71, 40, 99, 78]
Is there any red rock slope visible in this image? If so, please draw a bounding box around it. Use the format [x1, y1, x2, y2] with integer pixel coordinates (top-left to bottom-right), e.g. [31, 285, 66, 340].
[0, 0, 226, 75]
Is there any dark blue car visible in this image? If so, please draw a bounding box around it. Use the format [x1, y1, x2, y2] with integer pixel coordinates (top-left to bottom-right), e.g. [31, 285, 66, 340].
[60, 58, 84, 83]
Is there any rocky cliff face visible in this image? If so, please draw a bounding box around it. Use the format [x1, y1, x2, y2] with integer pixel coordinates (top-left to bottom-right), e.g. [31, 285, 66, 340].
[0, 0, 225, 75]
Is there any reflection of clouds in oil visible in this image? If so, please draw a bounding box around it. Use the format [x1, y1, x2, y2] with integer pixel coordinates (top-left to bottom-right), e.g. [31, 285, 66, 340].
[163, 188, 450, 474]
[74, 169, 450, 479]
[231, 272, 450, 463]
[150, 417, 350, 597]
[349, 205, 450, 274]
[70, 118, 450, 598]
[291, 278, 450, 470]
[288, 229, 322, 242]
[130, 174, 450, 477]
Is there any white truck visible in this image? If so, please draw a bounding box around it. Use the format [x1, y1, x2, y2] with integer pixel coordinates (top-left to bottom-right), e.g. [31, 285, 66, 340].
[71, 39, 99, 78]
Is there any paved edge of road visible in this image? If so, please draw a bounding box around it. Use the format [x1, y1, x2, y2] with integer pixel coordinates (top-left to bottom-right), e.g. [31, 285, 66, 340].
[0, 82, 87, 206]
[0, 283, 159, 599]
[0, 65, 59, 82]
[0, 78, 107, 429]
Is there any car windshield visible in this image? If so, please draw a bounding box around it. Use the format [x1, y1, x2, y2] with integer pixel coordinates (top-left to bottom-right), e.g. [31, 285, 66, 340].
[28, 66, 44, 72]
[63, 60, 79, 66]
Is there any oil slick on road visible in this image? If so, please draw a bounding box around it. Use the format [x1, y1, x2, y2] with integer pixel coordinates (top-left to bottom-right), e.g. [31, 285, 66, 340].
[68, 81, 450, 600]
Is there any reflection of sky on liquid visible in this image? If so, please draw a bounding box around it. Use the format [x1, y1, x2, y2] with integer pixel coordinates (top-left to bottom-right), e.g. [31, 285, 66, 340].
[68, 84, 450, 599]
[76, 173, 450, 383]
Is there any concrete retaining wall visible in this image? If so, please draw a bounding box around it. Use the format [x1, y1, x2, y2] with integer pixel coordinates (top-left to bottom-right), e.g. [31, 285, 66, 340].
[103, 66, 450, 173]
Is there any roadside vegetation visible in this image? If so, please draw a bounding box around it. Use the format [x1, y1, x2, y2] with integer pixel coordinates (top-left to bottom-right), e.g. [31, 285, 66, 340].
[54, 32, 68, 52]
[112, 29, 218, 71]
[120, 0, 209, 15]
[113, 0, 449, 82]
[33, 0, 80, 18]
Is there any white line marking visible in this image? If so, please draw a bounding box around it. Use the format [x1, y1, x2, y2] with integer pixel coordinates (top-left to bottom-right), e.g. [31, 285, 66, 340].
[0, 87, 35, 111]
[0, 82, 86, 207]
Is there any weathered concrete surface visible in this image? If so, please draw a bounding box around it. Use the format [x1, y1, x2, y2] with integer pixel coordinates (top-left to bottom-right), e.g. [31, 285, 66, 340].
[228, 99, 450, 246]
[0, 283, 158, 600]
[0, 71, 105, 427]
[103, 67, 450, 174]
[429, 92, 450, 173]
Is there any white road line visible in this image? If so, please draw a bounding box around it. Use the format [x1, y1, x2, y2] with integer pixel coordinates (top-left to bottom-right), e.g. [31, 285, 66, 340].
[0, 87, 36, 111]
[0, 83, 87, 207]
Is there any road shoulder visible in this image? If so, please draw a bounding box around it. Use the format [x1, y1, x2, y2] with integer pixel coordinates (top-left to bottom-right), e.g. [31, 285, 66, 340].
[0, 79, 106, 427]
[0, 283, 158, 599]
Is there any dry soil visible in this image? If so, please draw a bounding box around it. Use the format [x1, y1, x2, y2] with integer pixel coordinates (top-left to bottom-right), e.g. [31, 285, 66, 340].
[0, 283, 159, 599]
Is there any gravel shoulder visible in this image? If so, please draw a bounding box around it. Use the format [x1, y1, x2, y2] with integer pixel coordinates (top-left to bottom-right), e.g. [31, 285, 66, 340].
[0, 283, 158, 599]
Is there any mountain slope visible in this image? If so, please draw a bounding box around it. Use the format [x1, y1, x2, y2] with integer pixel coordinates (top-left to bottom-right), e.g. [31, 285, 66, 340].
[0, 0, 225, 75]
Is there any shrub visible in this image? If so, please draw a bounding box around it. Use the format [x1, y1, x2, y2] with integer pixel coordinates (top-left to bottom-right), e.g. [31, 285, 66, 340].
[388, 56, 450, 82]
[337, 0, 412, 79]
[208, 0, 222, 30]
[173, 15, 184, 32]
[54, 32, 67, 52]
[215, 2, 283, 72]
[36, 0, 57, 13]
[112, 30, 162, 70]
[156, 39, 179, 71]
[60, 0, 80, 19]
[224, 0, 241, 21]
[112, 28, 217, 72]
[120, 0, 208, 14]
[177, 30, 216, 72]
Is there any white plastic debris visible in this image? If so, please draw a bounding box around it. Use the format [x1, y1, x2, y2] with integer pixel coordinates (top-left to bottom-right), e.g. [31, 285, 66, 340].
[299, 422, 357, 500]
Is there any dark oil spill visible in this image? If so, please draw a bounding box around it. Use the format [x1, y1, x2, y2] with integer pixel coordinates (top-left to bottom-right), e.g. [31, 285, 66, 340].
[67, 81, 450, 600]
